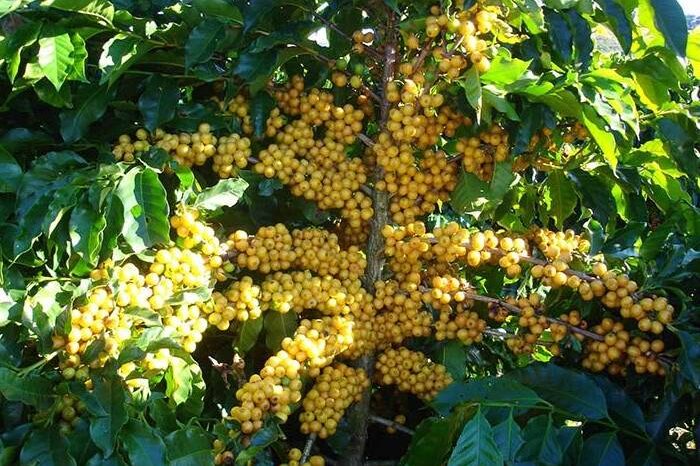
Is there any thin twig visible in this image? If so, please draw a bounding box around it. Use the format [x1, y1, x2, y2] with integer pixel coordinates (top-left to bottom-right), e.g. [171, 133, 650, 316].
[369, 415, 415, 435]
[309, 10, 382, 60]
[461, 291, 604, 341]
[360, 184, 374, 196]
[300, 433, 317, 464]
[358, 133, 376, 147]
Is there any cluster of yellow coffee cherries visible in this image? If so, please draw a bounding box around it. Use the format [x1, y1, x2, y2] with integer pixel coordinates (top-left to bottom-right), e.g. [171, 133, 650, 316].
[226, 224, 367, 280]
[230, 316, 355, 434]
[456, 124, 510, 181]
[375, 347, 453, 400]
[299, 363, 369, 438]
[280, 449, 325, 466]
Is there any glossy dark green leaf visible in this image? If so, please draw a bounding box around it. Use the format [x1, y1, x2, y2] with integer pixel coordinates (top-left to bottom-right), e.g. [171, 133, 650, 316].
[447, 408, 503, 466]
[541, 171, 577, 229]
[264, 311, 297, 351]
[460, 66, 482, 121]
[400, 412, 469, 466]
[492, 412, 523, 462]
[4, 21, 41, 82]
[568, 169, 616, 227]
[37, 31, 75, 90]
[451, 163, 517, 218]
[115, 166, 170, 252]
[594, 0, 632, 53]
[649, 0, 688, 57]
[236, 317, 263, 353]
[69, 199, 106, 267]
[194, 178, 248, 210]
[250, 91, 275, 138]
[99, 35, 153, 85]
[578, 432, 624, 466]
[676, 329, 700, 388]
[510, 363, 609, 420]
[19, 429, 76, 466]
[433, 340, 468, 381]
[432, 377, 541, 416]
[85, 453, 127, 466]
[0, 368, 53, 409]
[0, 145, 22, 193]
[76, 375, 128, 456]
[568, 9, 592, 69]
[192, 0, 243, 23]
[591, 376, 646, 433]
[545, 9, 573, 63]
[165, 427, 213, 466]
[59, 84, 114, 143]
[516, 415, 563, 465]
[34, 78, 73, 107]
[234, 425, 279, 465]
[120, 420, 167, 466]
[185, 18, 225, 68]
[138, 75, 180, 132]
[42, 0, 115, 25]
[627, 445, 661, 466]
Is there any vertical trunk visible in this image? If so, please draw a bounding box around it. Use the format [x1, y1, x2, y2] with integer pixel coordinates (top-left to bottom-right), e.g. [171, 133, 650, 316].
[341, 10, 397, 465]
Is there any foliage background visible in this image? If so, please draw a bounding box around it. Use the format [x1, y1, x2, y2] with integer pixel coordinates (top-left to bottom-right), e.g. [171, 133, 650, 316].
[0, 0, 698, 465]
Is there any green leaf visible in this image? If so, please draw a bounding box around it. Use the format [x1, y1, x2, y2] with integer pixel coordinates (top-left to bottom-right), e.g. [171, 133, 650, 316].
[194, 178, 248, 210]
[569, 169, 617, 227]
[138, 75, 180, 132]
[37, 31, 75, 90]
[0, 368, 54, 409]
[676, 330, 700, 388]
[541, 171, 577, 228]
[185, 18, 225, 68]
[591, 376, 646, 433]
[482, 89, 519, 121]
[516, 415, 563, 465]
[480, 54, 531, 85]
[649, 0, 688, 57]
[460, 66, 482, 122]
[0, 0, 22, 17]
[581, 105, 617, 167]
[447, 408, 503, 466]
[578, 432, 624, 466]
[236, 317, 263, 353]
[69, 199, 106, 267]
[77, 375, 128, 456]
[687, 27, 700, 78]
[594, 0, 632, 53]
[165, 427, 214, 466]
[0, 145, 22, 193]
[264, 311, 297, 351]
[510, 364, 609, 420]
[432, 378, 542, 416]
[99, 35, 153, 85]
[5, 21, 42, 82]
[568, 9, 592, 69]
[400, 412, 469, 466]
[193, 0, 243, 23]
[492, 413, 523, 462]
[234, 426, 279, 465]
[545, 9, 573, 63]
[59, 84, 114, 143]
[68, 33, 88, 82]
[451, 163, 518, 219]
[116, 166, 170, 253]
[165, 356, 204, 405]
[120, 420, 167, 466]
[41, 0, 115, 25]
[19, 429, 77, 466]
[433, 340, 467, 381]
[250, 91, 275, 138]
[34, 78, 73, 107]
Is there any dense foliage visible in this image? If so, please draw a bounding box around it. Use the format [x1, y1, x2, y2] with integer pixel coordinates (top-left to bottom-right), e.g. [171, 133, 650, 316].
[0, 0, 698, 465]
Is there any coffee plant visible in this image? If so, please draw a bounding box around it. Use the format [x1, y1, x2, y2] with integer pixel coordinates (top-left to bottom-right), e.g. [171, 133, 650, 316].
[0, 0, 698, 465]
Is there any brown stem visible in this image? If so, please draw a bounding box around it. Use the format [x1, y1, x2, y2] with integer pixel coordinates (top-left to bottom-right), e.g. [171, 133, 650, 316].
[462, 291, 604, 341]
[358, 133, 376, 147]
[368, 415, 415, 435]
[247, 156, 260, 164]
[300, 433, 317, 464]
[341, 10, 397, 466]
